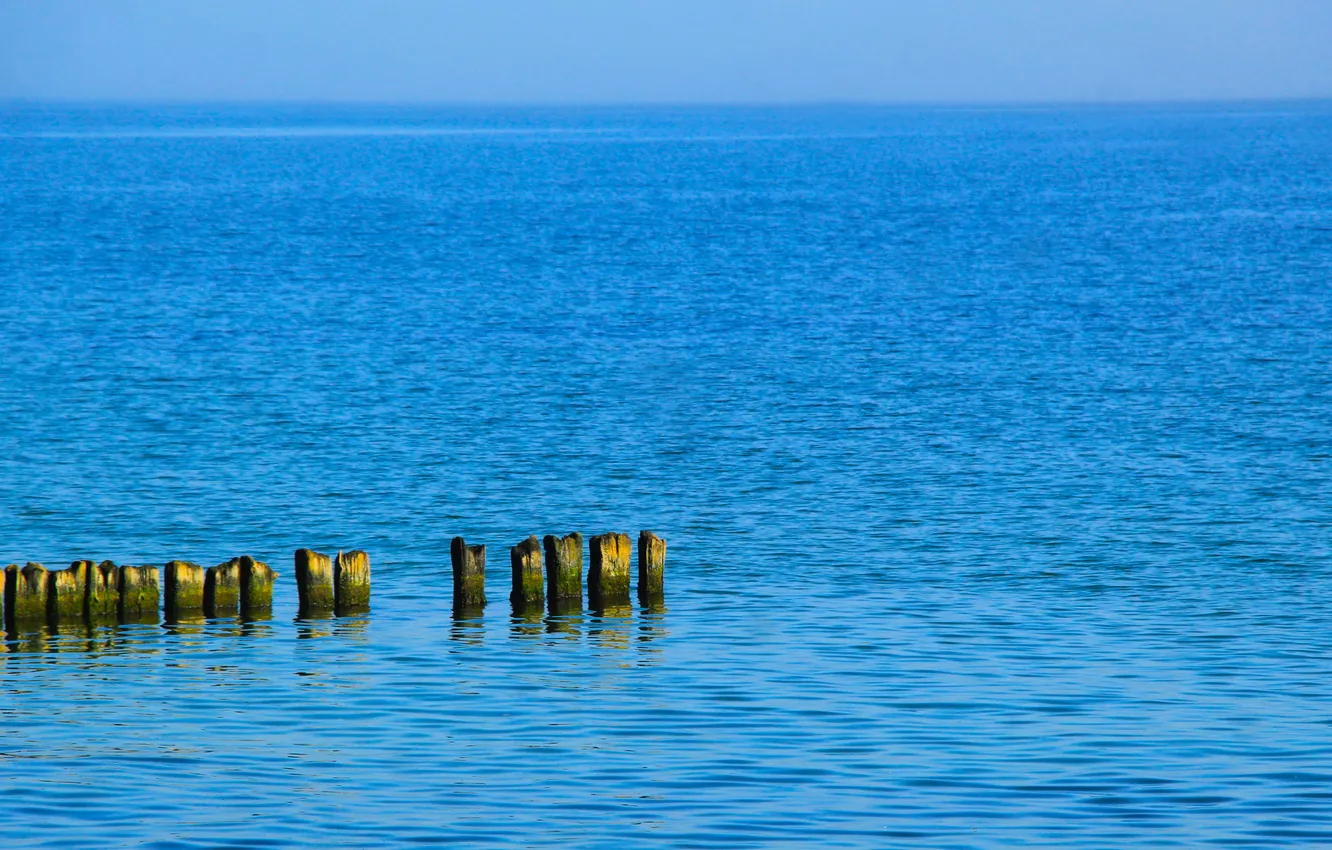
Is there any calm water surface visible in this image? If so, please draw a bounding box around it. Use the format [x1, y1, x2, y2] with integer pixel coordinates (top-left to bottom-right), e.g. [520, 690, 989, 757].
[1, 104, 1331, 848]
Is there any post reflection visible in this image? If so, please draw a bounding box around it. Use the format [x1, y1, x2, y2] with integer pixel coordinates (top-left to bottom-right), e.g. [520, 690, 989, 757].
[587, 608, 632, 651]
[451, 605, 485, 644]
[509, 602, 544, 639]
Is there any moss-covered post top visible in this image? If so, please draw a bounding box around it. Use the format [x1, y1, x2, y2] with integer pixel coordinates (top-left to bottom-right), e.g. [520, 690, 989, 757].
[510, 535, 544, 610]
[542, 532, 584, 608]
[637, 530, 667, 603]
[451, 537, 486, 610]
[204, 559, 241, 617]
[295, 548, 336, 615]
[164, 560, 205, 620]
[239, 556, 277, 617]
[334, 549, 371, 614]
[589, 532, 632, 609]
[118, 564, 160, 621]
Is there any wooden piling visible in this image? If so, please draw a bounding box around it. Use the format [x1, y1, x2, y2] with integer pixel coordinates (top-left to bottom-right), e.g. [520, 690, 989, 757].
[637, 531, 667, 604]
[48, 561, 90, 624]
[589, 533, 632, 609]
[88, 561, 120, 620]
[510, 536, 544, 610]
[451, 537, 486, 610]
[204, 559, 241, 617]
[333, 550, 370, 614]
[6, 563, 48, 626]
[118, 565, 160, 621]
[238, 556, 277, 617]
[295, 548, 335, 616]
[164, 561, 205, 621]
[543, 532, 583, 612]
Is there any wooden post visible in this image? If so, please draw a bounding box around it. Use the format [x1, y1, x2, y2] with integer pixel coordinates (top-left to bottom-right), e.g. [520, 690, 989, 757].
[118, 565, 160, 621]
[6, 563, 48, 627]
[334, 550, 370, 614]
[510, 536, 544, 611]
[295, 548, 335, 616]
[238, 556, 276, 617]
[589, 533, 631, 610]
[164, 561, 205, 621]
[451, 537, 485, 610]
[48, 561, 90, 625]
[637, 531, 667, 604]
[542, 532, 583, 612]
[204, 559, 241, 617]
[88, 561, 120, 621]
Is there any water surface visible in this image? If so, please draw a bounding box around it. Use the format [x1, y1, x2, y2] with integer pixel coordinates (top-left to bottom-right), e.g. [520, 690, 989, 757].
[1, 103, 1331, 847]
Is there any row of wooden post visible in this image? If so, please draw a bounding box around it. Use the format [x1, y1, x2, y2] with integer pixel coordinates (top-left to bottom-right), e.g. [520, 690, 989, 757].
[2, 530, 666, 630]
[455, 530, 667, 613]
[1, 551, 370, 631]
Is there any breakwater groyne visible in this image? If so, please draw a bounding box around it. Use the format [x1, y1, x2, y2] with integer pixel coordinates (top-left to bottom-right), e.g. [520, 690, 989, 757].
[2, 531, 665, 631]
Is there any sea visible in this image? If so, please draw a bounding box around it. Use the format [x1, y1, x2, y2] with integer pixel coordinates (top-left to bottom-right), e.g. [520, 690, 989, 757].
[1, 102, 1330, 848]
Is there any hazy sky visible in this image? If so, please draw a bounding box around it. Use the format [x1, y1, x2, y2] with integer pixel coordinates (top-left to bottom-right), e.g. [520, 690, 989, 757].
[3, 0, 1331, 103]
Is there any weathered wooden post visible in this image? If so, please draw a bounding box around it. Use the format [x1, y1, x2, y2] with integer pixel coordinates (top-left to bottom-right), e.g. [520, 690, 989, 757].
[238, 556, 276, 617]
[163, 561, 205, 622]
[5, 563, 48, 627]
[637, 531, 667, 604]
[510, 536, 544, 612]
[48, 561, 90, 626]
[543, 532, 583, 613]
[204, 559, 241, 617]
[589, 532, 632, 610]
[295, 549, 335, 616]
[334, 550, 370, 615]
[118, 565, 160, 622]
[451, 537, 486, 611]
[88, 560, 120, 621]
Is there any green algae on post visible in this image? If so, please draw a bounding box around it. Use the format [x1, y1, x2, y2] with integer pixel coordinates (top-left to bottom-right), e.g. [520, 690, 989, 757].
[542, 532, 583, 612]
[204, 559, 241, 617]
[238, 556, 277, 617]
[48, 561, 90, 624]
[295, 548, 335, 616]
[164, 561, 205, 621]
[118, 565, 160, 622]
[89, 561, 120, 620]
[334, 549, 370, 614]
[637, 530, 667, 604]
[510, 535, 544, 611]
[6, 563, 48, 626]
[589, 533, 632, 610]
[451, 537, 486, 611]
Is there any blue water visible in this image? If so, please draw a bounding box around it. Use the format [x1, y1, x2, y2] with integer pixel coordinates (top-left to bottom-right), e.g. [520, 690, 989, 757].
[2, 103, 1331, 848]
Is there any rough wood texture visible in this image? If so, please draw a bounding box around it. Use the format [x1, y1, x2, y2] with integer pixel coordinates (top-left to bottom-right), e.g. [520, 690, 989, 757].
[510, 535, 544, 609]
[164, 561, 205, 619]
[334, 549, 371, 614]
[542, 532, 583, 609]
[295, 548, 335, 615]
[48, 561, 89, 624]
[451, 537, 486, 609]
[118, 565, 160, 621]
[204, 560, 241, 617]
[239, 556, 277, 616]
[589, 532, 632, 609]
[6, 562, 48, 624]
[89, 560, 120, 620]
[637, 530, 667, 603]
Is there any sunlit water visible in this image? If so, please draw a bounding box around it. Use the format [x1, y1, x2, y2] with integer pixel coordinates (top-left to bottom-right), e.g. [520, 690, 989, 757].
[2, 104, 1331, 848]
